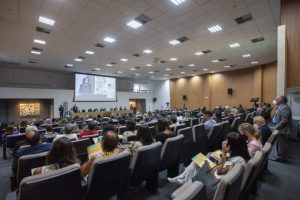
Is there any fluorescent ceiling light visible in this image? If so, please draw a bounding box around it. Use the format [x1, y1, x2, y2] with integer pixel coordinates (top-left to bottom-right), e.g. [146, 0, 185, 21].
[169, 40, 180, 45]
[143, 49, 152, 53]
[149, 71, 154, 74]
[127, 20, 142, 29]
[146, 64, 152, 67]
[85, 51, 95, 55]
[135, 74, 140, 76]
[106, 64, 113, 67]
[169, 58, 178, 61]
[74, 58, 82, 62]
[242, 54, 251, 58]
[103, 37, 116, 43]
[31, 50, 41, 55]
[251, 61, 258, 64]
[165, 68, 171, 71]
[117, 71, 122, 74]
[93, 68, 101, 71]
[33, 39, 46, 45]
[66, 64, 73, 67]
[38, 16, 55, 26]
[169, 0, 186, 6]
[120, 58, 128, 62]
[180, 72, 185, 74]
[208, 25, 222, 33]
[224, 65, 231, 68]
[130, 68, 136, 71]
[195, 51, 204, 56]
[229, 42, 240, 48]
[189, 64, 195, 67]
[212, 59, 219, 63]
[203, 68, 208, 71]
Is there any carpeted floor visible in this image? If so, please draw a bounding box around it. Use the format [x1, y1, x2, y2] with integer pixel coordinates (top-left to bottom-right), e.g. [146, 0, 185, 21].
[1, 139, 300, 200]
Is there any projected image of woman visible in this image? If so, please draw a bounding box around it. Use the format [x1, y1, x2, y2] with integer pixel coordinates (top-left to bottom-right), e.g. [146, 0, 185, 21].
[79, 76, 92, 95]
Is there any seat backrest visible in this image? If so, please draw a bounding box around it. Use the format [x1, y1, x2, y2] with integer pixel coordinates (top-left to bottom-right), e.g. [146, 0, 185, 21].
[193, 124, 207, 154]
[6, 134, 26, 148]
[17, 151, 48, 183]
[174, 124, 186, 136]
[191, 118, 199, 127]
[178, 127, 193, 142]
[160, 134, 184, 171]
[149, 126, 156, 139]
[207, 123, 222, 151]
[87, 151, 131, 200]
[173, 181, 207, 200]
[130, 142, 162, 185]
[52, 127, 62, 134]
[72, 138, 92, 163]
[231, 117, 240, 132]
[18, 164, 82, 200]
[241, 151, 263, 191]
[214, 163, 244, 200]
[118, 126, 127, 135]
[267, 130, 278, 145]
[127, 134, 137, 142]
[214, 121, 229, 148]
[178, 127, 194, 165]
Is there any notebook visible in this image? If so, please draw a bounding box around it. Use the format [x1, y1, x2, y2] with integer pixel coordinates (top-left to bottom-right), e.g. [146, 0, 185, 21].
[87, 143, 102, 158]
[192, 150, 222, 169]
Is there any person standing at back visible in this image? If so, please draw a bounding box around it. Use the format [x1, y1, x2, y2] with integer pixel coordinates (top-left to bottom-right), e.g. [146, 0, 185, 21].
[59, 105, 64, 120]
[270, 95, 292, 162]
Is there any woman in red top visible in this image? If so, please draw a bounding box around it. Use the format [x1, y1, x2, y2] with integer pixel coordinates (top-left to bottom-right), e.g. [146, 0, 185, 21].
[78, 121, 98, 139]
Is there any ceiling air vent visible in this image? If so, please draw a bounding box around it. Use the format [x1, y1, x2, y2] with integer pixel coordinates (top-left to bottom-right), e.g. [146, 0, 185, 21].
[110, 62, 117, 65]
[154, 70, 159, 73]
[78, 56, 86, 59]
[159, 60, 167, 64]
[177, 36, 189, 43]
[235, 13, 253, 24]
[178, 66, 185, 68]
[133, 53, 141, 57]
[36, 26, 51, 34]
[219, 58, 226, 62]
[29, 60, 37, 64]
[32, 47, 43, 52]
[202, 50, 212, 54]
[251, 37, 265, 43]
[135, 66, 141, 69]
[135, 14, 152, 24]
[95, 43, 105, 48]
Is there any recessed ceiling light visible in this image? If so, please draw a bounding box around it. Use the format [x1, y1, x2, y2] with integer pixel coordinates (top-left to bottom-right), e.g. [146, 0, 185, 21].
[242, 54, 251, 58]
[117, 71, 122, 74]
[135, 74, 140, 76]
[229, 42, 240, 48]
[146, 64, 152, 67]
[212, 60, 219, 63]
[195, 51, 204, 56]
[31, 50, 41, 55]
[165, 68, 171, 71]
[189, 64, 195, 67]
[224, 65, 231, 68]
[85, 51, 95, 55]
[66, 64, 73, 67]
[169, 58, 178, 61]
[103, 37, 116, 43]
[211, 71, 216, 73]
[203, 68, 208, 71]
[143, 49, 152, 53]
[127, 20, 143, 29]
[106, 64, 113, 67]
[169, 0, 186, 6]
[38, 16, 55, 26]
[251, 61, 258, 64]
[149, 71, 154, 74]
[120, 58, 128, 62]
[33, 39, 46, 45]
[130, 68, 136, 71]
[169, 40, 181, 45]
[74, 58, 82, 62]
[180, 72, 185, 74]
[208, 25, 222, 33]
[164, 74, 169, 76]
[93, 68, 101, 71]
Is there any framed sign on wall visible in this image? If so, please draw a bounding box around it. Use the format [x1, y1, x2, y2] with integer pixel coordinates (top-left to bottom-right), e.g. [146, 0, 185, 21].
[20, 103, 40, 117]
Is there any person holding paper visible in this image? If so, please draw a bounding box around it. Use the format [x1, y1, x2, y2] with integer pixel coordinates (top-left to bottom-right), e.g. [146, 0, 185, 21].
[168, 132, 250, 193]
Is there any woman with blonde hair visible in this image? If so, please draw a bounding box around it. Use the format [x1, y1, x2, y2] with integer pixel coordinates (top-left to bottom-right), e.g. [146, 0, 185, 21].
[238, 123, 262, 157]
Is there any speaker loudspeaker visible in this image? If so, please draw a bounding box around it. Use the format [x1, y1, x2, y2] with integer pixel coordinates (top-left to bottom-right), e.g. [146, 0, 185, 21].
[227, 88, 233, 95]
[153, 97, 157, 102]
[183, 95, 187, 101]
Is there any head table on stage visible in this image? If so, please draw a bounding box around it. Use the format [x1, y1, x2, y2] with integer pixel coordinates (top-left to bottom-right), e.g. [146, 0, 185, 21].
[70, 110, 133, 119]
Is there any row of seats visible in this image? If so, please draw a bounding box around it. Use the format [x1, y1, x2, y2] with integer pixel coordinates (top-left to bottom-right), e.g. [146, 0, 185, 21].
[171, 130, 278, 200]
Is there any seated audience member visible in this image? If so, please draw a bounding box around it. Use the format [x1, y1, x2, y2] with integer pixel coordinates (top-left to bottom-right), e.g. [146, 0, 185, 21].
[155, 119, 173, 144]
[253, 116, 272, 145]
[168, 132, 250, 198]
[45, 125, 54, 135]
[54, 123, 78, 141]
[102, 123, 117, 135]
[224, 106, 235, 124]
[81, 131, 119, 177]
[122, 119, 137, 143]
[169, 116, 179, 129]
[1, 125, 16, 141]
[202, 110, 217, 136]
[19, 121, 28, 130]
[238, 123, 262, 157]
[32, 137, 80, 175]
[126, 125, 154, 155]
[12, 130, 52, 174]
[214, 110, 223, 123]
[78, 121, 98, 139]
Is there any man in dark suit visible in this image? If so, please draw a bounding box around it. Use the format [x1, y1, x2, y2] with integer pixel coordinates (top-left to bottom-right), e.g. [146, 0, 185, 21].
[59, 105, 64, 120]
[270, 95, 292, 162]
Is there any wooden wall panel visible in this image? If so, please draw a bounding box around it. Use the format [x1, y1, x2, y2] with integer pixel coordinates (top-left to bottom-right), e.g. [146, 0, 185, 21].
[281, 0, 300, 88]
[170, 63, 277, 109]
